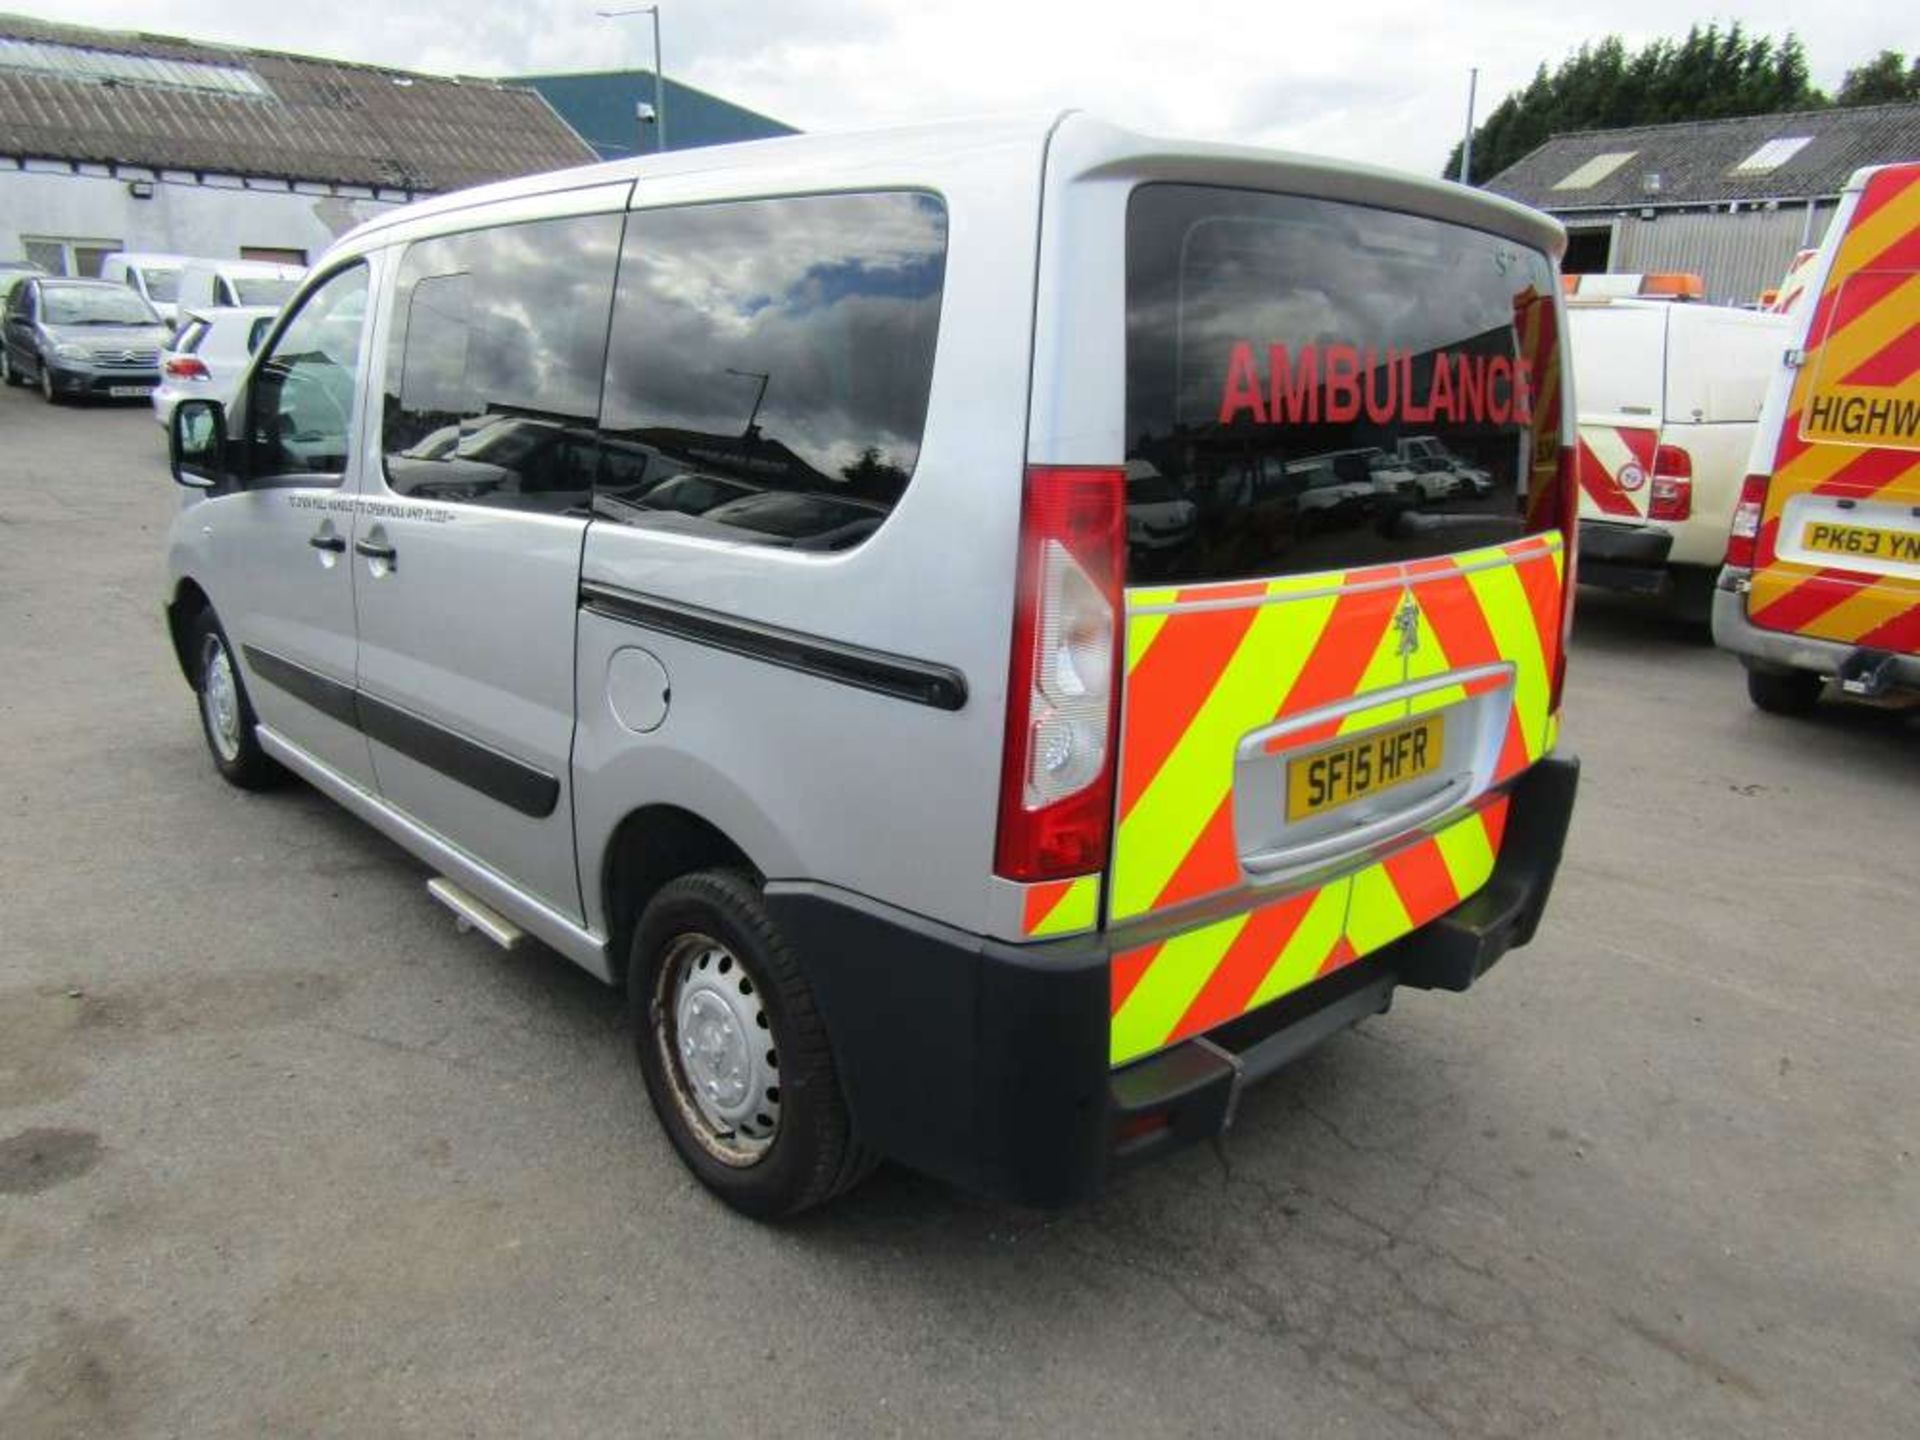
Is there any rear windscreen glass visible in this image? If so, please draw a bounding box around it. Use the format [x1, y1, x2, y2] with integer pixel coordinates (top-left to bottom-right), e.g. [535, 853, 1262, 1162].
[1126, 185, 1563, 583]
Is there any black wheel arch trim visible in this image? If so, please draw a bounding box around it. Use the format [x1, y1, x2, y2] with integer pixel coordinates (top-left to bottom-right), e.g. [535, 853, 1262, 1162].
[579, 579, 969, 712]
[239, 644, 560, 819]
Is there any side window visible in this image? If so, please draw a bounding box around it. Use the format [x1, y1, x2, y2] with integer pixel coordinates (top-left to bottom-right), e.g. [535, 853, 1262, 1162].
[381, 213, 624, 513]
[217, 277, 237, 307]
[597, 191, 948, 552]
[248, 317, 273, 353]
[246, 264, 369, 484]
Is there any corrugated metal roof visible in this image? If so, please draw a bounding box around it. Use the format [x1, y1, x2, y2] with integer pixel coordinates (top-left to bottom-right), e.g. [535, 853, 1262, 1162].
[1487, 103, 1920, 210]
[0, 14, 594, 194]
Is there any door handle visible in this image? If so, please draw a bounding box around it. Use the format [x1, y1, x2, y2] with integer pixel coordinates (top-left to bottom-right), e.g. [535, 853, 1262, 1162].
[308, 532, 347, 553]
[354, 538, 398, 564]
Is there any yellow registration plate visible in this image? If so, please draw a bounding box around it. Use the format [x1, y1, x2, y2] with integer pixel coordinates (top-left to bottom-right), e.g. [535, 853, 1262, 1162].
[1286, 715, 1445, 823]
[1804, 521, 1920, 564]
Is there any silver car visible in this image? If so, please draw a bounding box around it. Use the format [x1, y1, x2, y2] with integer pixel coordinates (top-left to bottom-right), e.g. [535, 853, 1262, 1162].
[160, 114, 1582, 1218]
[1, 276, 169, 402]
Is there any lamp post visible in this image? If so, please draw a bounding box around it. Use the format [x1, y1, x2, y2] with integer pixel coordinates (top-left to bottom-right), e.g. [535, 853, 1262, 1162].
[596, 5, 667, 154]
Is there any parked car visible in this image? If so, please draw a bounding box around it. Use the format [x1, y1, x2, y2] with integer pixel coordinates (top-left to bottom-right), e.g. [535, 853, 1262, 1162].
[100, 251, 191, 326]
[176, 258, 305, 312]
[1, 276, 168, 402]
[161, 113, 1579, 1218]
[152, 305, 279, 426]
[1397, 435, 1492, 497]
[1124, 460, 1199, 556]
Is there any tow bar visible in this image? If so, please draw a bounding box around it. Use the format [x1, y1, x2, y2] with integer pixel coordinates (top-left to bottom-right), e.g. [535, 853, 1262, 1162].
[1837, 649, 1899, 699]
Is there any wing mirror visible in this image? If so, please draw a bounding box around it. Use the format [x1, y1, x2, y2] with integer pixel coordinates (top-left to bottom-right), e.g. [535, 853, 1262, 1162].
[170, 399, 231, 490]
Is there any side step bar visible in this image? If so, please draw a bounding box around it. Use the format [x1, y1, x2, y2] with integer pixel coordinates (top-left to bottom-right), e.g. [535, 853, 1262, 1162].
[427, 877, 526, 950]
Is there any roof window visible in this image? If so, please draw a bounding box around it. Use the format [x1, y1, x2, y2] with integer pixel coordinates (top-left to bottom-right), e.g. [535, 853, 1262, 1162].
[0, 38, 268, 98]
[1552, 152, 1637, 190]
[1731, 137, 1813, 174]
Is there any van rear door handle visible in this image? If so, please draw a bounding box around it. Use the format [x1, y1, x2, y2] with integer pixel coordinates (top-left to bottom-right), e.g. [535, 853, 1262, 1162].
[308, 532, 346, 553]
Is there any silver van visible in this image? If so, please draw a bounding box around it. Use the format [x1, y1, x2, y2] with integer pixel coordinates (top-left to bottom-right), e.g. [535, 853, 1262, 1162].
[163, 114, 1582, 1216]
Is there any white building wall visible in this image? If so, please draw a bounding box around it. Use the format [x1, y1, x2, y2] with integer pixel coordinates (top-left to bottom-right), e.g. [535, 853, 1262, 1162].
[0, 167, 405, 271]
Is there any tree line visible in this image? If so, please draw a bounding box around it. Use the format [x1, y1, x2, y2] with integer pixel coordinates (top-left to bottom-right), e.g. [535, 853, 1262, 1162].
[1447, 27, 1920, 184]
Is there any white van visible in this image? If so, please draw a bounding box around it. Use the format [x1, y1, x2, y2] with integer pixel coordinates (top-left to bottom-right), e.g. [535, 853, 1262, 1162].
[160, 115, 1582, 1216]
[100, 251, 190, 326]
[1568, 296, 1789, 614]
[175, 258, 305, 313]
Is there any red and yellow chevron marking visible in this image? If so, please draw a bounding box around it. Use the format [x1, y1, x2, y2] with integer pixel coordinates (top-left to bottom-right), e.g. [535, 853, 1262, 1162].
[1575, 424, 1657, 520]
[1109, 793, 1514, 1065]
[1022, 874, 1100, 937]
[1517, 285, 1568, 532]
[1749, 162, 1920, 653]
[1111, 564, 1408, 924]
[1105, 532, 1564, 1066]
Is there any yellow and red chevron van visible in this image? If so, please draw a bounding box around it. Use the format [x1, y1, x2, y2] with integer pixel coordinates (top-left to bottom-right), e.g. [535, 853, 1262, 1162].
[1714, 161, 1920, 713]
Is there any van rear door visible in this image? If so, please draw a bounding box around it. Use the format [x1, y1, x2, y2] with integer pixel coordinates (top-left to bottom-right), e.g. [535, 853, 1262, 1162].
[1746, 162, 1920, 652]
[1107, 184, 1570, 1064]
[1567, 301, 1666, 524]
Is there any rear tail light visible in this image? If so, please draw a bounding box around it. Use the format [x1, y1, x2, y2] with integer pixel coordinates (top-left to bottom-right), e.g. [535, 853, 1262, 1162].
[1649, 444, 1692, 521]
[164, 356, 209, 380]
[1725, 473, 1770, 569]
[995, 465, 1125, 882]
[1550, 443, 1578, 713]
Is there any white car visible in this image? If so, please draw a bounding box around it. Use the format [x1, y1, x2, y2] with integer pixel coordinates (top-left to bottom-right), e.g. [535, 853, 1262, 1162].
[152, 306, 279, 426]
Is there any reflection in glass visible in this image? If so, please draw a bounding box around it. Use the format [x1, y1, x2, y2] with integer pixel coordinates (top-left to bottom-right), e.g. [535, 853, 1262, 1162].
[248, 264, 369, 481]
[1126, 186, 1563, 583]
[382, 213, 624, 512]
[597, 191, 947, 551]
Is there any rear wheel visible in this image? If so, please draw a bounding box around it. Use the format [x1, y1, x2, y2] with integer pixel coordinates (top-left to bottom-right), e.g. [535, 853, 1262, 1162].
[0, 348, 16, 386]
[630, 870, 873, 1218]
[1746, 666, 1823, 717]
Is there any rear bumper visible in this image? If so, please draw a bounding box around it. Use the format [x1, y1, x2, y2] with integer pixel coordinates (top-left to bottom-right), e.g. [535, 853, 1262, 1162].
[1712, 567, 1920, 688]
[768, 753, 1580, 1207]
[1577, 520, 1672, 595]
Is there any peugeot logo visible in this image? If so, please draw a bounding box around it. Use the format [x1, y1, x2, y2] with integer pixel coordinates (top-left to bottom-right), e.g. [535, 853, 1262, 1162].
[1394, 594, 1422, 657]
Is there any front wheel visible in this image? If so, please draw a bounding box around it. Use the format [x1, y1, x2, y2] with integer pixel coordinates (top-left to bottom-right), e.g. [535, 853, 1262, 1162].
[38, 360, 59, 405]
[190, 609, 283, 789]
[0, 348, 16, 386]
[630, 870, 873, 1218]
[1746, 666, 1823, 717]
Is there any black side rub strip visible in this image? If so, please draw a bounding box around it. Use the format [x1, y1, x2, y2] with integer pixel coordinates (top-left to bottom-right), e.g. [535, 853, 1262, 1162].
[240, 646, 560, 819]
[579, 580, 969, 712]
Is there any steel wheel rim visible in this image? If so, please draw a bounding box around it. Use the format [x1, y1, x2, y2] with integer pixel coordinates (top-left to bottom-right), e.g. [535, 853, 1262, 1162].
[653, 931, 780, 1167]
[200, 634, 242, 763]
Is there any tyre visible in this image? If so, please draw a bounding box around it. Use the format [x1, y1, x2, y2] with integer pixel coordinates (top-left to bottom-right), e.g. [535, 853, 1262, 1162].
[0, 348, 15, 387]
[630, 870, 874, 1218]
[1746, 665, 1823, 717]
[188, 608, 283, 789]
[38, 360, 60, 404]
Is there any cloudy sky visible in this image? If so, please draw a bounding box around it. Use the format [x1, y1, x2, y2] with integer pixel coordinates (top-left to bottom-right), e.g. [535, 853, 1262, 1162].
[18, 1, 1909, 176]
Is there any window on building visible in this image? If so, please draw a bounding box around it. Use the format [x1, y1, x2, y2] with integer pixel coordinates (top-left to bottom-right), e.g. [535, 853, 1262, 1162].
[381, 212, 624, 513]
[596, 191, 948, 552]
[20, 236, 124, 278]
[1731, 137, 1813, 175]
[241, 246, 309, 266]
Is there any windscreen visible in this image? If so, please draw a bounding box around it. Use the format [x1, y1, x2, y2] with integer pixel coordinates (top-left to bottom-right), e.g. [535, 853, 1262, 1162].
[141, 267, 182, 302]
[234, 277, 299, 306]
[1126, 185, 1563, 583]
[43, 285, 159, 326]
